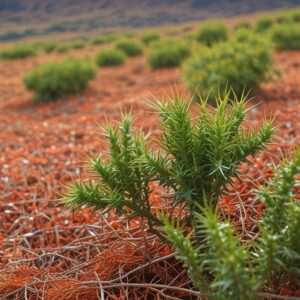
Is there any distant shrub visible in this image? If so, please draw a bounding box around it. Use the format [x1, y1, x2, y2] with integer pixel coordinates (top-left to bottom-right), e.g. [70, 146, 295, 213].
[255, 17, 274, 32]
[91, 34, 116, 45]
[148, 40, 190, 69]
[183, 36, 273, 101]
[115, 39, 143, 57]
[275, 14, 292, 24]
[196, 22, 228, 47]
[141, 32, 160, 45]
[291, 11, 300, 22]
[24, 59, 96, 101]
[234, 21, 252, 31]
[96, 48, 126, 67]
[0, 44, 36, 60]
[69, 40, 85, 49]
[56, 44, 70, 53]
[41, 42, 57, 53]
[272, 24, 300, 50]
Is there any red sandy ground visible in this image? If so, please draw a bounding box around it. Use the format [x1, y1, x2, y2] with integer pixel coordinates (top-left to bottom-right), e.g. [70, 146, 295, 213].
[1, 47, 300, 299]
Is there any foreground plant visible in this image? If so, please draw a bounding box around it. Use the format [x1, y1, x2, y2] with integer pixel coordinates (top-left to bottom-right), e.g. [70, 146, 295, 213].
[65, 95, 272, 235]
[164, 151, 300, 299]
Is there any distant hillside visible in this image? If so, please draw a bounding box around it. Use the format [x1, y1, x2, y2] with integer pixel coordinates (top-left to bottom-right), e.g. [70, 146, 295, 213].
[1, 0, 300, 41]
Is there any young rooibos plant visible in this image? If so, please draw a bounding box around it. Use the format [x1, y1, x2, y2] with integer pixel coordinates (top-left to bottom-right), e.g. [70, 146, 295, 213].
[64, 94, 273, 236]
[164, 151, 300, 298]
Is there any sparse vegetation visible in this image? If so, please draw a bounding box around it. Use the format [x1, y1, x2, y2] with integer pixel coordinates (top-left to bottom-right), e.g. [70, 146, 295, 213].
[41, 42, 57, 53]
[272, 23, 300, 50]
[0, 44, 36, 60]
[148, 39, 190, 69]
[96, 48, 126, 67]
[115, 39, 143, 57]
[56, 44, 70, 53]
[196, 22, 228, 47]
[24, 59, 96, 101]
[91, 34, 116, 45]
[141, 32, 160, 45]
[255, 17, 274, 32]
[183, 36, 274, 101]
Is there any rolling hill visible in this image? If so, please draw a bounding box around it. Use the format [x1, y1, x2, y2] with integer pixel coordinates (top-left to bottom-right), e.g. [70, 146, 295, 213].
[1, 0, 300, 41]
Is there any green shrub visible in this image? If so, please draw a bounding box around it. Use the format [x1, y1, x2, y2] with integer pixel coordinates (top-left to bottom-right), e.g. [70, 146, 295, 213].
[291, 11, 300, 22]
[64, 96, 272, 235]
[115, 39, 143, 57]
[183, 36, 274, 101]
[42, 42, 57, 53]
[96, 48, 126, 67]
[255, 17, 274, 32]
[91, 34, 116, 45]
[24, 59, 96, 101]
[148, 40, 190, 69]
[0, 44, 36, 60]
[234, 21, 252, 31]
[69, 40, 85, 49]
[272, 24, 300, 50]
[196, 22, 228, 47]
[56, 44, 70, 53]
[141, 32, 160, 45]
[164, 150, 300, 298]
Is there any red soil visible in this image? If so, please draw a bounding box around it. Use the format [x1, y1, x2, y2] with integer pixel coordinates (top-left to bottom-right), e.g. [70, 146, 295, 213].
[1, 49, 300, 299]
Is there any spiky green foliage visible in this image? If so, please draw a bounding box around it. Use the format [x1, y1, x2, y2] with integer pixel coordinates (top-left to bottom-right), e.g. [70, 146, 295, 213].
[196, 22, 228, 47]
[24, 59, 96, 101]
[0, 44, 36, 60]
[96, 48, 126, 67]
[147, 96, 273, 217]
[164, 151, 300, 298]
[164, 208, 259, 300]
[115, 39, 143, 57]
[65, 95, 273, 240]
[148, 39, 190, 69]
[65, 115, 163, 235]
[183, 35, 274, 101]
[272, 23, 300, 50]
[257, 151, 300, 283]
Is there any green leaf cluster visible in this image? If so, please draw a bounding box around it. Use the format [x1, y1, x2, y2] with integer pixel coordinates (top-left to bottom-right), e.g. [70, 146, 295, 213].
[164, 151, 300, 299]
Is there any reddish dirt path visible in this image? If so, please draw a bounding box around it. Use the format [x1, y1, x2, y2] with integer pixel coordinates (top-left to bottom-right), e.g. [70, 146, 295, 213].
[1, 49, 300, 299]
